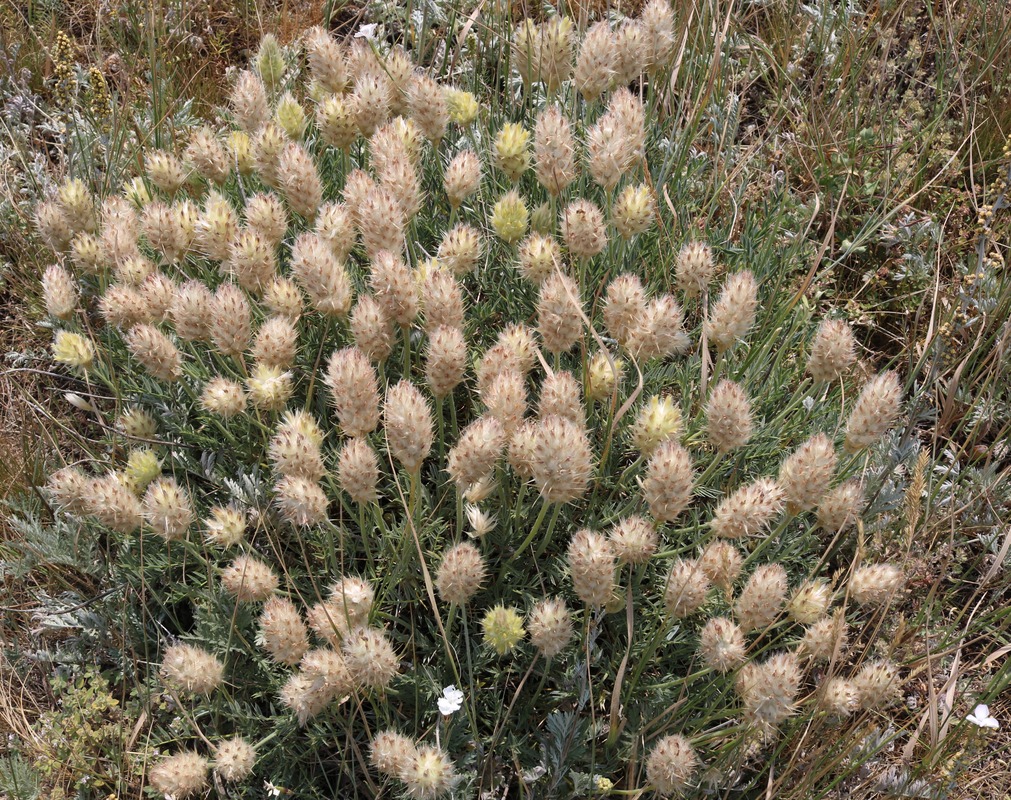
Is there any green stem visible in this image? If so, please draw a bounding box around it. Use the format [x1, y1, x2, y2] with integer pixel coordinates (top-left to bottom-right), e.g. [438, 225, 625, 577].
[509, 496, 551, 564]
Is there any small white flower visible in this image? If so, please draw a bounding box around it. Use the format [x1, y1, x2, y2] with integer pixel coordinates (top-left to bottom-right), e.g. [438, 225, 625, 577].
[967, 703, 999, 729]
[802, 396, 815, 412]
[264, 780, 283, 797]
[355, 23, 378, 40]
[438, 684, 464, 716]
[465, 505, 496, 538]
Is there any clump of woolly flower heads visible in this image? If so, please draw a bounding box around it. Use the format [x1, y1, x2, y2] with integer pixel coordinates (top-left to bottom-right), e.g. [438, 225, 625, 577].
[34, 17, 917, 798]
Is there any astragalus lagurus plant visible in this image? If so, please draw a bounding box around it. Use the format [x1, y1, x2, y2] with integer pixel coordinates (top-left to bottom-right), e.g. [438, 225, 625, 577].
[36, 8, 915, 799]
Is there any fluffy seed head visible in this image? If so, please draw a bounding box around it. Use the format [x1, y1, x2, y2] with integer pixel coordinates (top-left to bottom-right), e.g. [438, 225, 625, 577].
[208, 283, 251, 358]
[817, 480, 863, 533]
[646, 735, 698, 796]
[252, 316, 298, 369]
[407, 74, 448, 143]
[574, 21, 615, 101]
[274, 475, 328, 526]
[359, 185, 405, 257]
[226, 229, 276, 294]
[278, 142, 322, 220]
[710, 478, 784, 539]
[697, 541, 742, 595]
[200, 377, 247, 417]
[643, 440, 693, 522]
[567, 529, 615, 607]
[343, 627, 399, 689]
[739, 651, 802, 726]
[421, 266, 464, 332]
[628, 395, 681, 456]
[42, 265, 77, 319]
[126, 324, 182, 381]
[263, 277, 304, 320]
[222, 558, 279, 598]
[269, 426, 325, 481]
[371, 731, 418, 778]
[160, 643, 224, 694]
[52, 330, 95, 370]
[533, 105, 577, 196]
[798, 612, 848, 663]
[45, 466, 90, 514]
[444, 150, 481, 209]
[849, 563, 904, 606]
[699, 617, 746, 673]
[334, 437, 378, 505]
[252, 122, 287, 187]
[141, 202, 187, 264]
[603, 274, 646, 348]
[537, 272, 582, 355]
[400, 745, 456, 799]
[491, 190, 529, 244]
[84, 474, 143, 533]
[706, 380, 754, 453]
[246, 364, 294, 411]
[245, 192, 288, 245]
[706, 271, 758, 353]
[149, 751, 209, 799]
[527, 597, 572, 658]
[808, 319, 857, 383]
[384, 380, 433, 473]
[779, 433, 837, 514]
[228, 131, 254, 173]
[426, 325, 467, 398]
[290, 233, 353, 317]
[561, 199, 607, 259]
[676, 241, 716, 297]
[70, 232, 103, 273]
[196, 191, 238, 261]
[493, 122, 531, 182]
[258, 596, 310, 665]
[788, 580, 832, 625]
[608, 515, 657, 565]
[379, 153, 422, 220]
[346, 296, 391, 364]
[36, 200, 74, 251]
[121, 448, 162, 494]
[518, 233, 563, 285]
[844, 371, 903, 452]
[254, 33, 285, 90]
[204, 505, 246, 547]
[315, 202, 355, 261]
[230, 70, 269, 132]
[613, 184, 654, 238]
[117, 407, 158, 441]
[330, 577, 375, 626]
[448, 417, 506, 492]
[625, 294, 690, 361]
[279, 672, 330, 726]
[325, 347, 381, 436]
[146, 150, 188, 194]
[304, 27, 347, 93]
[538, 16, 575, 89]
[185, 126, 230, 184]
[735, 563, 788, 632]
[538, 370, 582, 423]
[99, 284, 147, 329]
[530, 415, 593, 504]
[437, 223, 483, 276]
[481, 605, 526, 655]
[641, 0, 676, 72]
[317, 93, 359, 150]
[482, 369, 527, 434]
[819, 677, 859, 719]
[142, 477, 193, 540]
[665, 558, 710, 618]
[613, 19, 646, 84]
[352, 69, 391, 138]
[446, 88, 479, 125]
[214, 737, 257, 782]
[436, 542, 487, 606]
[854, 660, 900, 710]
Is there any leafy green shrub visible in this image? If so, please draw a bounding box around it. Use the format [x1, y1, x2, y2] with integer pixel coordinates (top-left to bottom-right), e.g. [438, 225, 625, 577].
[33, 11, 929, 799]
